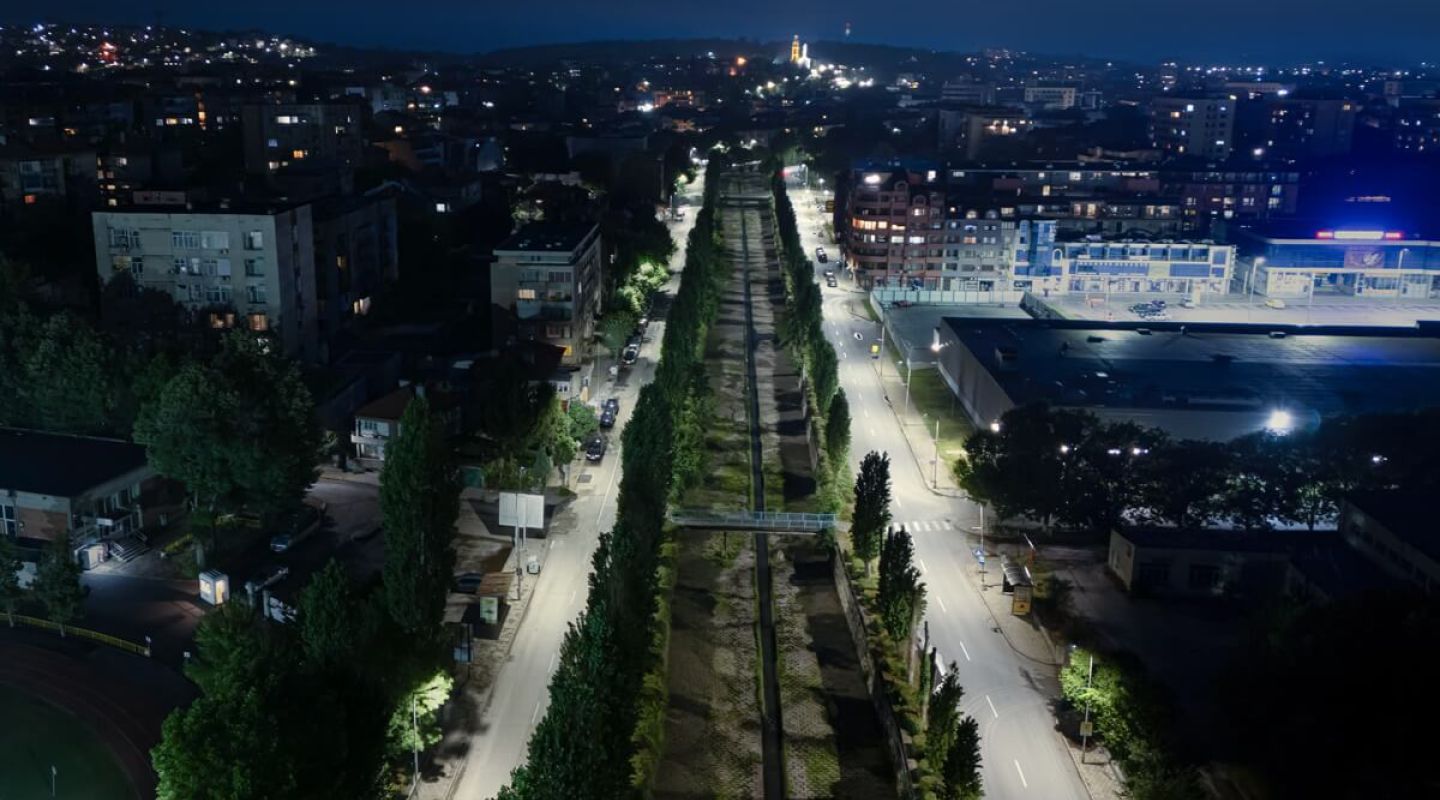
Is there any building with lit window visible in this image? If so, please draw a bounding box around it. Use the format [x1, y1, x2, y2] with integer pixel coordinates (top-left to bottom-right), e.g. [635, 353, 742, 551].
[91, 200, 319, 359]
[241, 102, 364, 175]
[491, 223, 603, 366]
[1233, 225, 1440, 299]
[1149, 96, 1235, 161]
[1014, 232, 1234, 296]
[311, 194, 398, 354]
[938, 108, 1034, 159]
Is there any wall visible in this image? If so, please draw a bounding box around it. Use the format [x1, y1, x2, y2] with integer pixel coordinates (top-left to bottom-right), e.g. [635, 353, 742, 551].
[832, 554, 917, 799]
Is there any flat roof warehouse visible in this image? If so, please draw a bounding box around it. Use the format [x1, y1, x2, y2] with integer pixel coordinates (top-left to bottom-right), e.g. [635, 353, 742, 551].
[934, 317, 1440, 440]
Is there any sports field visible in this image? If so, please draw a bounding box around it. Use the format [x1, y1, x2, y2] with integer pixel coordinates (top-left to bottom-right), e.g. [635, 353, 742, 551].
[0, 683, 136, 799]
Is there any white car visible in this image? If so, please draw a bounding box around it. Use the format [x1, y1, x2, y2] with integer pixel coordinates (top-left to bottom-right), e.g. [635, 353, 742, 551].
[1264, 298, 1288, 309]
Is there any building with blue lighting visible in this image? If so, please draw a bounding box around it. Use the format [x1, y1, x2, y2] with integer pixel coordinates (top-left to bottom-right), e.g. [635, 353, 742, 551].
[1233, 225, 1440, 299]
[1013, 222, 1233, 296]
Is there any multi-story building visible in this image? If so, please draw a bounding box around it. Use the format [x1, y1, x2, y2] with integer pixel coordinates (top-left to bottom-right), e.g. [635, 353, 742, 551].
[1235, 95, 1357, 160]
[491, 223, 603, 365]
[1232, 225, 1440, 299]
[941, 81, 997, 106]
[1149, 96, 1236, 161]
[0, 144, 97, 213]
[241, 102, 364, 175]
[1392, 99, 1440, 153]
[1023, 86, 1077, 110]
[1163, 167, 1300, 226]
[1014, 233, 1235, 295]
[91, 200, 319, 359]
[311, 194, 398, 352]
[938, 108, 1033, 159]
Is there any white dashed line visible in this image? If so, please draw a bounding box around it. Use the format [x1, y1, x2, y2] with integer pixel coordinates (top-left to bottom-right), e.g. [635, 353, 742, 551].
[548, 652, 557, 673]
[918, 558, 927, 573]
[936, 595, 948, 614]
[1014, 759, 1028, 788]
[959, 640, 971, 661]
[986, 695, 999, 718]
[532, 701, 543, 725]
[569, 589, 577, 606]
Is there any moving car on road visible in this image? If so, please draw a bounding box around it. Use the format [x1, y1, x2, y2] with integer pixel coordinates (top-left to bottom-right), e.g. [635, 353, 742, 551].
[815, 247, 828, 263]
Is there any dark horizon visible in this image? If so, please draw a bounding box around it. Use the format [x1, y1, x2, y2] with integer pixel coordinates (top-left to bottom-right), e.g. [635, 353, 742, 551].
[4, 0, 1438, 66]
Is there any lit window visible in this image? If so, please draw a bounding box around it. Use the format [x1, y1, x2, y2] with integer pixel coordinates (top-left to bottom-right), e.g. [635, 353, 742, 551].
[248, 313, 269, 332]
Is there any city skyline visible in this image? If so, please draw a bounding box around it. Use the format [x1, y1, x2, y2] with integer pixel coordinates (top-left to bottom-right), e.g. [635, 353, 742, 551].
[4, 0, 1440, 64]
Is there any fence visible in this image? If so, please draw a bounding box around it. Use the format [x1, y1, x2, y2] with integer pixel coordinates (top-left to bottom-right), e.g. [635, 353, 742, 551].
[831, 555, 918, 799]
[668, 509, 837, 533]
[7, 614, 151, 657]
[871, 287, 1024, 307]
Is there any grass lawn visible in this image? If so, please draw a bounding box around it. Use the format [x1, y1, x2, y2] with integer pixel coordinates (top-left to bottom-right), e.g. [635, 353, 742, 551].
[903, 369, 975, 463]
[0, 685, 135, 799]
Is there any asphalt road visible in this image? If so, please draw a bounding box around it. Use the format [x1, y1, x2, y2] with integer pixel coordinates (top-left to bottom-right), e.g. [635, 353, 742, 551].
[453, 177, 702, 800]
[793, 185, 1088, 800]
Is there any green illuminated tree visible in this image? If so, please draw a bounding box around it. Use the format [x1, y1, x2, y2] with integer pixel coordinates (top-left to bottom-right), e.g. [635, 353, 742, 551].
[852, 451, 892, 575]
[380, 395, 459, 636]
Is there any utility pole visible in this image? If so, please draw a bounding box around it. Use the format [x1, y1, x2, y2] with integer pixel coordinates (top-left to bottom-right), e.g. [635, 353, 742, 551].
[903, 358, 913, 413]
[410, 693, 420, 797]
[932, 416, 941, 487]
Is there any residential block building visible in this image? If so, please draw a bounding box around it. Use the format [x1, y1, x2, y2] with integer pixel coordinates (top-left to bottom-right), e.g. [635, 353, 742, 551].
[92, 200, 319, 360]
[312, 194, 399, 349]
[491, 223, 603, 365]
[1149, 96, 1236, 161]
[241, 102, 364, 175]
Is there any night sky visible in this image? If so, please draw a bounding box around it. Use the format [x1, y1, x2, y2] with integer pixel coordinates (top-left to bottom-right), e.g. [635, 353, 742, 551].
[5, 0, 1437, 63]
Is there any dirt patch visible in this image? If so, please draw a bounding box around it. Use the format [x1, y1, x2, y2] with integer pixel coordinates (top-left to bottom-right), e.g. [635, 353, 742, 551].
[652, 533, 763, 799]
[775, 540, 895, 799]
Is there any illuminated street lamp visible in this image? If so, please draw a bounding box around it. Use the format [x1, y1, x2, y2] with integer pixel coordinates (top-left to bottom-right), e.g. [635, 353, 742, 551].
[989, 421, 1001, 433]
[1265, 409, 1294, 435]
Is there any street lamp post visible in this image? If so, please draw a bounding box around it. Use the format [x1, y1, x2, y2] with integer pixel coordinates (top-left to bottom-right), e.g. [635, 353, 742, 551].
[933, 416, 941, 487]
[1247, 257, 1265, 320]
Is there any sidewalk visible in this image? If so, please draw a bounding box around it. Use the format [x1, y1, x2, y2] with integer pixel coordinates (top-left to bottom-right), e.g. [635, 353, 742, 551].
[869, 354, 967, 498]
[959, 536, 1124, 800]
[415, 530, 547, 800]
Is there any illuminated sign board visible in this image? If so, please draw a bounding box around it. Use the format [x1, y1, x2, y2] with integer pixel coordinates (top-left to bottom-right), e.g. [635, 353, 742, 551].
[1315, 230, 1404, 241]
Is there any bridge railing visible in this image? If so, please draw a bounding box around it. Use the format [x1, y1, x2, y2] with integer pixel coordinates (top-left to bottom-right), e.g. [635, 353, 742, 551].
[669, 509, 837, 533]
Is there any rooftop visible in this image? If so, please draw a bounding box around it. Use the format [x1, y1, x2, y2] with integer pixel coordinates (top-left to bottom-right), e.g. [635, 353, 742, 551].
[495, 222, 597, 254]
[1346, 490, 1440, 565]
[0, 428, 150, 497]
[942, 317, 1440, 422]
[355, 384, 459, 422]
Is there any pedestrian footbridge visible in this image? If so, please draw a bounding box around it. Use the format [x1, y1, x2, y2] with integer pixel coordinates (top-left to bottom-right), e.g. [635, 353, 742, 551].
[668, 509, 837, 534]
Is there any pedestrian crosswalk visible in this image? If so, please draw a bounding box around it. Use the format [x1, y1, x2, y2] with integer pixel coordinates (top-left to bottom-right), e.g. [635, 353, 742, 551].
[893, 519, 954, 533]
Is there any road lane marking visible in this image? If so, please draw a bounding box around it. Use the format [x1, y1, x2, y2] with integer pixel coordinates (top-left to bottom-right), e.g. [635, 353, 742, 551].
[1014, 759, 1028, 788]
[532, 701, 543, 725]
[549, 652, 557, 673]
[569, 589, 577, 606]
[918, 558, 927, 573]
[936, 595, 948, 614]
[986, 695, 999, 718]
[863, 407, 870, 418]
[869, 427, 876, 437]
[959, 640, 971, 662]
[942, 519, 953, 530]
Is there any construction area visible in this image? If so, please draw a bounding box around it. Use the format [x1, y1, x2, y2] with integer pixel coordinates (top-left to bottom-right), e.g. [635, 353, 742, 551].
[654, 168, 893, 799]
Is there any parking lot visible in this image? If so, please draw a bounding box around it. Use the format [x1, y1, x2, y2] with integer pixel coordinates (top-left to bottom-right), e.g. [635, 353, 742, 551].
[1039, 291, 1440, 327]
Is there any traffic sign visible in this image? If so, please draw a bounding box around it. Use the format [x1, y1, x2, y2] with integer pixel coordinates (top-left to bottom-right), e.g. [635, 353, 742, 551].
[1080, 721, 1093, 737]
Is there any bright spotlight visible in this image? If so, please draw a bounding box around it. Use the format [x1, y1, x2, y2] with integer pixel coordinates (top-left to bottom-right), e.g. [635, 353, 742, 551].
[1265, 409, 1294, 435]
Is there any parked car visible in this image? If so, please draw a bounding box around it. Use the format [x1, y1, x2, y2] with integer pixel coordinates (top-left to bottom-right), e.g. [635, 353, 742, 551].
[815, 247, 828, 263]
[893, 299, 913, 308]
[822, 269, 835, 279]
[269, 534, 293, 553]
[826, 274, 838, 287]
[245, 565, 290, 597]
[621, 344, 640, 365]
[585, 435, 608, 462]
[599, 408, 617, 429]
[1265, 298, 1288, 309]
[636, 316, 649, 333]
[1179, 299, 1196, 309]
[603, 397, 620, 415]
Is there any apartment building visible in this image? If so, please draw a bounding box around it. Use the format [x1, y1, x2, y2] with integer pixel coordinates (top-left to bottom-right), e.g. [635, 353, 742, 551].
[491, 222, 603, 365]
[1023, 86, 1077, 110]
[92, 200, 319, 360]
[312, 194, 398, 349]
[241, 102, 364, 174]
[1149, 96, 1236, 161]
